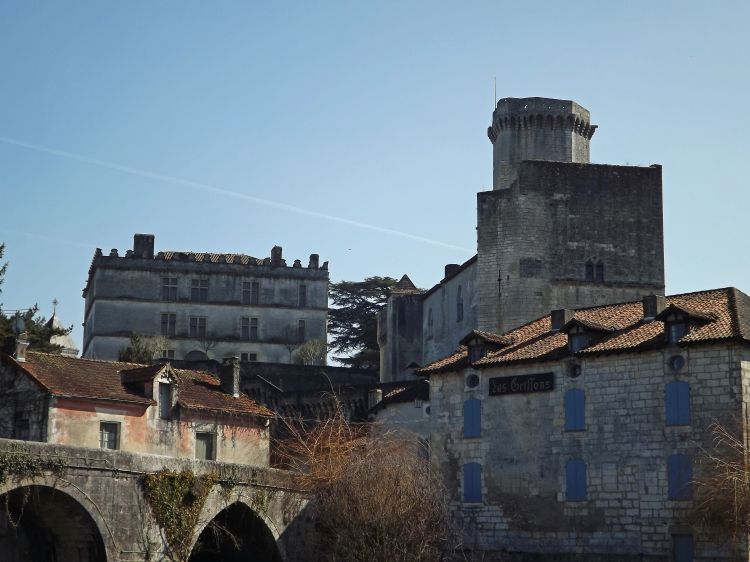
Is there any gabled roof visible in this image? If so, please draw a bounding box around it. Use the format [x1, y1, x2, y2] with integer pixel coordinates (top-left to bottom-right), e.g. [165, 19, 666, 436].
[459, 330, 516, 347]
[654, 303, 716, 323]
[419, 287, 750, 374]
[3, 352, 272, 416]
[391, 275, 420, 294]
[560, 317, 617, 333]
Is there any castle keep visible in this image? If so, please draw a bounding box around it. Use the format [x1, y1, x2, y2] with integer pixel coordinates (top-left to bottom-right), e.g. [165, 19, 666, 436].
[379, 97, 665, 382]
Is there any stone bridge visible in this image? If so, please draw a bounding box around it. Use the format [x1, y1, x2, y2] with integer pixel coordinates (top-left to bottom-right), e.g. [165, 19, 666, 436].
[0, 438, 312, 562]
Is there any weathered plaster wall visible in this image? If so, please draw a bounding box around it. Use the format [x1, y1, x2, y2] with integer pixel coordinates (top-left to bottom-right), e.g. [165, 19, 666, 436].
[430, 344, 747, 560]
[47, 396, 269, 466]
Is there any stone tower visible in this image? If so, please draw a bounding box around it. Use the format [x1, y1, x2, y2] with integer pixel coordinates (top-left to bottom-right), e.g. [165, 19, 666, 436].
[488, 97, 596, 190]
[478, 97, 665, 334]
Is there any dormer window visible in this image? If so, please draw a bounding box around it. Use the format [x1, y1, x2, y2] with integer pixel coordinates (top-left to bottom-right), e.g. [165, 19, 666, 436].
[468, 345, 486, 363]
[655, 305, 714, 345]
[569, 332, 589, 353]
[159, 382, 172, 419]
[667, 322, 688, 344]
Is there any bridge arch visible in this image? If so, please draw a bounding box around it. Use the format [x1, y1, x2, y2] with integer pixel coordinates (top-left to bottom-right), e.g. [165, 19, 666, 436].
[0, 479, 115, 562]
[190, 496, 284, 562]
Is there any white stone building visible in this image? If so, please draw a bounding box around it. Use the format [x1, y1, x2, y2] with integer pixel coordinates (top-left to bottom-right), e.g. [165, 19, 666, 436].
[419, 287, 750, 561]
[82, 234, 328, 363]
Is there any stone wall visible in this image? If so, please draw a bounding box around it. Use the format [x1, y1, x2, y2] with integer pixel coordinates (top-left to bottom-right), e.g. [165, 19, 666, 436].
[0, 439, 311, 562]
[422, 261, 477, 366]
[477, 161, 664, 334]
[429, 343, 748, 560]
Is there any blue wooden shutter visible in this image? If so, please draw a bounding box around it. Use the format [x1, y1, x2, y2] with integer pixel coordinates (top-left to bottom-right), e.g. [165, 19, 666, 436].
[673, 534, 694, 562]
[565, 389, 585, 431]
[464, 398, 481, 438]
[566, 459, 586, 501]
[666, 382, 691, 426]
[668, 454, 692, 500]
[463, 462, 482, 503]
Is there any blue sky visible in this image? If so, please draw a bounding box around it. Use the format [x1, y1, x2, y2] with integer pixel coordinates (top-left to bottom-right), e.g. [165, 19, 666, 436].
[1, 1, 748, 349]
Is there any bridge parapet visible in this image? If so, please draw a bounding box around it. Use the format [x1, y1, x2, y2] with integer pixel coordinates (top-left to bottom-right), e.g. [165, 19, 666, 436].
[0, 438, 311, 562]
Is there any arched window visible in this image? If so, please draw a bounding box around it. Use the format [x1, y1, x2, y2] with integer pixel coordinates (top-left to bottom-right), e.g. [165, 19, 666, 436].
[665, 381, 691, 425]
[456, 285, 464, 322]
[427, 308, 434, 339]
[585, 260, 594, 281]
[564, 388, 585, 431]
[463, 398, 481, 438]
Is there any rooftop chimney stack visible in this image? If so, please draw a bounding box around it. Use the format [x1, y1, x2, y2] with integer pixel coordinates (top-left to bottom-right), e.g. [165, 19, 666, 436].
[133, 234, 155, 259]
[642, 295, 667, 320]
[15, 336, 30, 362]
[444, 264, 460, 279]
[220, 357, 241, 398]
[551, 309, 574, 332]
[308, 254, 319, 269]
[271, 246, 283, 267]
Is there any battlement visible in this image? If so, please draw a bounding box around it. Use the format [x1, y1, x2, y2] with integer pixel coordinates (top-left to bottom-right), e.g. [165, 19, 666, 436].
[488, 97, 598, 190]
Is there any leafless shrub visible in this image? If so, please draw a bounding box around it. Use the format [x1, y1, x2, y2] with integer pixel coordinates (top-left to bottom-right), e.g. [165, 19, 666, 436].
[276, 401, 461, 562]
[691, 420, 750, 540]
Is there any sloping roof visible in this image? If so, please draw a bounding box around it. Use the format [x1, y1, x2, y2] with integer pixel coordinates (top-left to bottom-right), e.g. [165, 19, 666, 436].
[158, 251, 263, 265]
[459, 330, 516, 346]
[5, 352, 271, 416]
[370, 379, 430, 413]
[390, 274, 420, 294]
[419, 287, 750, 374]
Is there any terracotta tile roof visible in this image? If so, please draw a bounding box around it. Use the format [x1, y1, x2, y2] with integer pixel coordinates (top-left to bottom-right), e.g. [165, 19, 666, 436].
[175, 369, 273, 416]
[419, 287, 750, 374]
[158, 251, 262, 266]
[17, 353, 153, 405]
[460, 330, 516, 346]
[370, 379, 430, 412]
[6, 352, 271, 416]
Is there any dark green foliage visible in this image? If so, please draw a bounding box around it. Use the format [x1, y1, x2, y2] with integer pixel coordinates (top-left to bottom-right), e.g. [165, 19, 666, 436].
[142, 470, 217, 562]
[118, 333, 165, 363]
[328, 276, 398, 370]
[0, 450, 65, 485]
[0, 243, 73, 354]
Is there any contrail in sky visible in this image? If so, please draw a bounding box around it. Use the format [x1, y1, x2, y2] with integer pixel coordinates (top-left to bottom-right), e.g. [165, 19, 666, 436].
[0, 136, 474, 253]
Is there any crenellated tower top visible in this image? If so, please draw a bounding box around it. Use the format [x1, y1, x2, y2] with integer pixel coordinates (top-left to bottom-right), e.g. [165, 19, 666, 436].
[487, 97, 597, 190]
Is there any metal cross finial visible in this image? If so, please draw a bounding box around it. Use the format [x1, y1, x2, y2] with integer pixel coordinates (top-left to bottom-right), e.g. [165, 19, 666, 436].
[52, 298, 58, 315]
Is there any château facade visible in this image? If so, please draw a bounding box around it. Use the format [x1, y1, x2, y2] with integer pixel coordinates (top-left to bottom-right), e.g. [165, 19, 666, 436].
[82, 234, 328, 363]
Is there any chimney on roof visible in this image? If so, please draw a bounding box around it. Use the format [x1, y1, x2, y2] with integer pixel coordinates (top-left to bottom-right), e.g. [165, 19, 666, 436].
[133, 234, 155, 259]
[271, 246, 283, 267]
[551, 309, 574, 332]
[220, 357, 241, 398]
[308, 253, 319, 269]
[6, 333, 30, 363]
[444, 264, 460, 279]
[642, 294, 667, 321]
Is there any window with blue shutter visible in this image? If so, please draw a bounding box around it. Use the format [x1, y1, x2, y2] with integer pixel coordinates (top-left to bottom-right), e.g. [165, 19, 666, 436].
[564, 389, 585, 431]
[668, 454, 693, 500]
[665, 381, 691, 426]
[566, 459, 587, 501]
[463, 398, 481, 438]
[673, 534, 694, 562]
[463, 462, 482, 503]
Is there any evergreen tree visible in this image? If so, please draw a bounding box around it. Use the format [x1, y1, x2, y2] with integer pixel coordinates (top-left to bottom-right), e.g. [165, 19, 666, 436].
[328, 276, 398, 370]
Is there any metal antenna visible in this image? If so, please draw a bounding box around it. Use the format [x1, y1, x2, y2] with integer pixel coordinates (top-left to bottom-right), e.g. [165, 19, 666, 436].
[494, 76, 497, 107]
